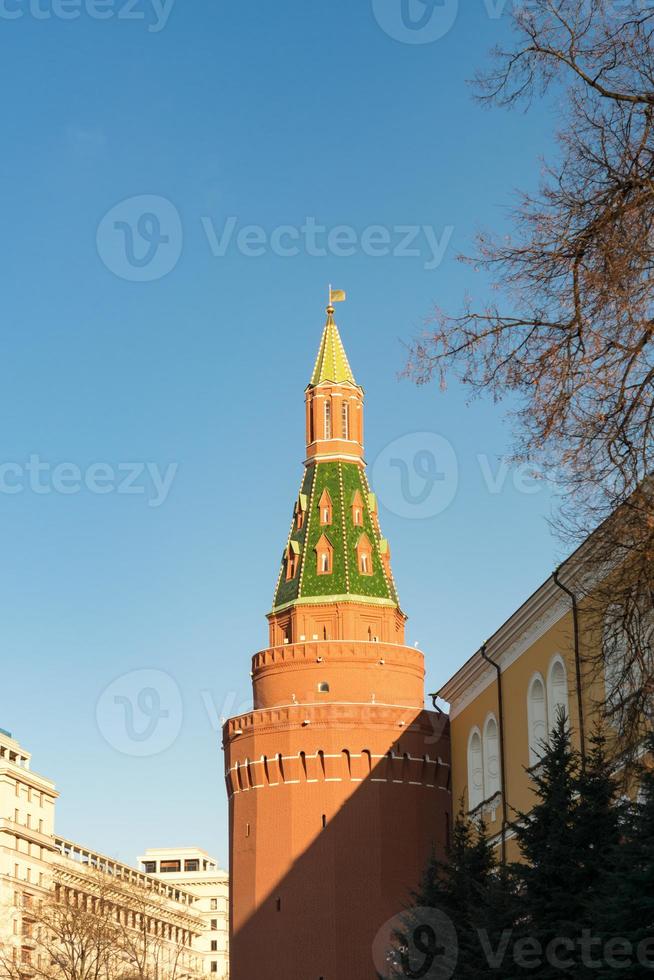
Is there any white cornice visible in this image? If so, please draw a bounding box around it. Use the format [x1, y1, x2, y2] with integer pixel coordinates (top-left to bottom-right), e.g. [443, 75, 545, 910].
[439, 577, 570, 720]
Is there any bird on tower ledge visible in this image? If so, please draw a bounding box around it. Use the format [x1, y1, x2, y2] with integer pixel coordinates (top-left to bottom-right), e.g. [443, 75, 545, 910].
[223, 296, 451, 980]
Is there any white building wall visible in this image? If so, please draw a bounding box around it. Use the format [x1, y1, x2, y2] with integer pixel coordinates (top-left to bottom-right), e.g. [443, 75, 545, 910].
[138, 848, 229, 978]
[0, 731, 228, 979]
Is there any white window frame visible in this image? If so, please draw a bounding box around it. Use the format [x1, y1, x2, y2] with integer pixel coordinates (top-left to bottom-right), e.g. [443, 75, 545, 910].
[467, 727, 484, 811]
[527, 672, 548, 766]
[483, 713, 501, 800]
[547, 655, 569, 733]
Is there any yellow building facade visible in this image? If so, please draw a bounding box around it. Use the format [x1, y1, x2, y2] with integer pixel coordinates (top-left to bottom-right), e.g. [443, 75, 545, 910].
[439, 566, 609, 862]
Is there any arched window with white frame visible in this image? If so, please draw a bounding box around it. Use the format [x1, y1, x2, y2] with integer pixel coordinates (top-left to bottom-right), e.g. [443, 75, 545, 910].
[527, 674, 547, 766]
[483, 714, 501, 800]
[467, 728, 483, 811]
[547, 656, 569, 733]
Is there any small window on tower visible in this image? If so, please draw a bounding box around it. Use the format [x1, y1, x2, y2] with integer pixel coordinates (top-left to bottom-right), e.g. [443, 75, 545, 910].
[315, 534, 333, 576]
[319, 488, 332, 525]
[285, 542, 300, 581]
[317, 682, 330, 693]
[356, 533, 373, 577]
[342, 401, 349, 440]
[295, 495, 307, 531]
[324, 399, 332, 439]
[351, 490, 364, 526]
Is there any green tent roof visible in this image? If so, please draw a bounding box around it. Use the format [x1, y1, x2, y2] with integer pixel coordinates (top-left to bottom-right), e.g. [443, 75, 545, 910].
[271, 460, 400, 613]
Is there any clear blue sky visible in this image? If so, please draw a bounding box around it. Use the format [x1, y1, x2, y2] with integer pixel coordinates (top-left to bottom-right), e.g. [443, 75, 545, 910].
[1, 0, 566, 868]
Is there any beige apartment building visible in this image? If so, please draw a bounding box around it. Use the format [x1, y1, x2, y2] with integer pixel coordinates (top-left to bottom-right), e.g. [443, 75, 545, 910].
[0, 729, 227, 979]
[138, 848, 229, 979]
[0, 727, 60, 963]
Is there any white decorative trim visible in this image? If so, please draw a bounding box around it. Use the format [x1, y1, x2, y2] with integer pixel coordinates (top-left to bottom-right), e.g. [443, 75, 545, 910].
[443, 593, 569, 719]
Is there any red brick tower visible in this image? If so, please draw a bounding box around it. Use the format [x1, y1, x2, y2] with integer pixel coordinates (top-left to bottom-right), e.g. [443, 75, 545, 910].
[223, 302, 451, 979]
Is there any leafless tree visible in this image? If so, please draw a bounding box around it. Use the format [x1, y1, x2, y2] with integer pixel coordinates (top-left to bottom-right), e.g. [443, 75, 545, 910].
[0, 869, 200, 980]
[406, 0, 654, 759]
[108, 873, 199, 980]
[0, 875, 120, 980]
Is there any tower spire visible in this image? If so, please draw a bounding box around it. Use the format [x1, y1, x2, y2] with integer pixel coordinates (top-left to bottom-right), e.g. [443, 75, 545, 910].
[309, 302, 356, 387]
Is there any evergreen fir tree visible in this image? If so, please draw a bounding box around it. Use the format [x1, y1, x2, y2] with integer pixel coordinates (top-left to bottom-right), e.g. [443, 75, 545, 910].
[388, 807, 515, 979]
[510, 712, 580, 977]
[597, 733, 654, 978]
[511, 715, 623, 977]
[570, 729, 624, 977]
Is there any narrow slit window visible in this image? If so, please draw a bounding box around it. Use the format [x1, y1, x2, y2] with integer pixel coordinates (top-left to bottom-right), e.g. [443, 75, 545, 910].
[324, 400, 332, 439]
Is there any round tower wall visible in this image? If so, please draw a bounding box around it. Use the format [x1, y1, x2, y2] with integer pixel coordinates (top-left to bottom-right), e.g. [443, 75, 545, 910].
[224, 704, 451, 980]
[252, 640, 425, 709]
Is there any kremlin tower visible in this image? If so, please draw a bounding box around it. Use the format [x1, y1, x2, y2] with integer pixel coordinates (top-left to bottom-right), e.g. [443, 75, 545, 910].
[223, 299, 451, 979]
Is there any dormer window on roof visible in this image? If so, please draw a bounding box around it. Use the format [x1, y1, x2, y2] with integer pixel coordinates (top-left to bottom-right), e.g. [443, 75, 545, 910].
[285, 540, 300, 581]
[315, 534, 333, 576]
[356, 533, 374, 577]
[295, 494, 307, 531]
[351, 490, 364, 526]
[319, 488, 332, 526]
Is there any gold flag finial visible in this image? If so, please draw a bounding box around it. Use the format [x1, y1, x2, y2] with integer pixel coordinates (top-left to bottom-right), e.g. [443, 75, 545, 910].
[327, 285, 346, 313]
